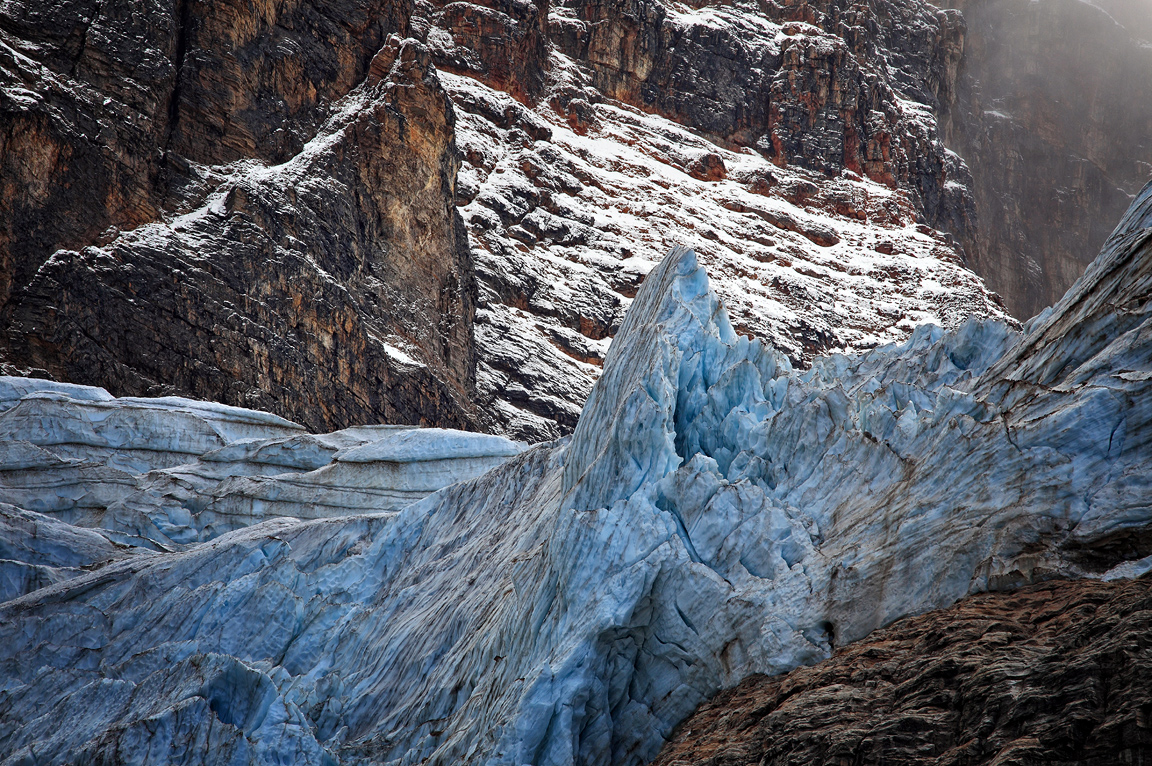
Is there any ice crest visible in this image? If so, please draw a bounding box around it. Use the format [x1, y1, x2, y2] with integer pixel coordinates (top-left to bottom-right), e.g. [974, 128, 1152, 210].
[564, 246, 792, 512]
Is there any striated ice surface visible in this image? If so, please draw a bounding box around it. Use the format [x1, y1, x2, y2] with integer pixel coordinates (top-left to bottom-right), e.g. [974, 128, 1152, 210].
[2, 185, 1151, 766]
[0, 382, 525, 551]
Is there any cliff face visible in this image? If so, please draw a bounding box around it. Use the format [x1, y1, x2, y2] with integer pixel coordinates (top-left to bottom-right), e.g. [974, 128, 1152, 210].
[427, 0, 1011, 439]
[0, 0, 408, 304]
[0, 0, 479, 433]
[551, 0, 973, 237]
[937, 0, 1152, 320]
[654, 577, 1152, 766]
[2, 0, 1032, 441]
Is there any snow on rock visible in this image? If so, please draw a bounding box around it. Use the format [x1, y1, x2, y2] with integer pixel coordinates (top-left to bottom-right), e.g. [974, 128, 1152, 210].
[0, 378, 525, 553]
[2, 184, 1150, 766]
[449, 61, 1013, 441]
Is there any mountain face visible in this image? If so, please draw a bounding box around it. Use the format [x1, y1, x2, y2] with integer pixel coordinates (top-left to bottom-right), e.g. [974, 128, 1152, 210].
[937, 0, 1152, 320]
[1, 181, 1150, 765]
[1, 0, 1023, 441]
[448, 0, 1017, 440]
[1, 0, 479, 433]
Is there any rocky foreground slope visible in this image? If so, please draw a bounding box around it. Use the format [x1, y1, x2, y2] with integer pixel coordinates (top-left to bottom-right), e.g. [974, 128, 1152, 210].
[1, 182, 1150, 765]
[1, 0, 1019, 440]
[654, 577, 1152, 766]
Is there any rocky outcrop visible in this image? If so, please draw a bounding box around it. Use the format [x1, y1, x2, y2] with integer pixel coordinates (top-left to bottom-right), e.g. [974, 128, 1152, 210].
[423, 0, 551, 100]
[937, 0, 1152, 319]
[16, 0, 1142, 444]
[2, 0, 1021, 443]
[550, 0, 974, 239]
[0, 0, 478, 433]
[447, 68, 1011, 440]
[0, 0, 408, 304]
[430, 0, 1013, 440]
[654, 576, 1152, 766]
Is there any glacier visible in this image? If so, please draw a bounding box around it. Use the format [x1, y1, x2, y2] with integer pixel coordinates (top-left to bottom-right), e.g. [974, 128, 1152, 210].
[0, 382, 524, 556]
[1, 183, 1151, 766]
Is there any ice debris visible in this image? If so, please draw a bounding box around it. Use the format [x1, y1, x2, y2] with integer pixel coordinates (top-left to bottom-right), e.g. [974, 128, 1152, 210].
[1, 183, 1151, 766]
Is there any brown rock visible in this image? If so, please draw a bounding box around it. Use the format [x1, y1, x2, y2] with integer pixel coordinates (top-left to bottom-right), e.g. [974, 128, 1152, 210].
[687, 152, 727, 182]
[549, 0, 976, 244]
[1, 18, 480, 432]
[423, 0, 550, 101]
[0, 0, 409, 311]
[655, 577, 1152, 766]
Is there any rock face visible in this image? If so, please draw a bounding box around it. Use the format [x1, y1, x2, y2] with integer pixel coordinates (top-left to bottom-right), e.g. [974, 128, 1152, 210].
[450, 70, 1010, 440]
[0, 0, 478, 433]
[653, 576, 1152, 766]
[0, 184, 1149, 766]
[5, 0, 1148, 441]
[550, 0, 971, 234]
[437, 0, 1012, 440]
[2, 0, 1021, 442]
[937, 0, 1152, 319]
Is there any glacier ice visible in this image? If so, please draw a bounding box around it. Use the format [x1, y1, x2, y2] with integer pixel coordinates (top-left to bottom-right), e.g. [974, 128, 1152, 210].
[0, 384, 525, 551]
[2, 184, 1151, 766]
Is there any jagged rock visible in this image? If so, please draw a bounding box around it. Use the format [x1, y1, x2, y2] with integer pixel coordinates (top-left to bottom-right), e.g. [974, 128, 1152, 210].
[448, 67, 1009, 440]
[0, 184, 1148, 766]
[938, 0, 1152, 319]
[4, 0, 1019, 444]
[653, 577, 1152, 766]
[549, 0, 973, 239]
[0, 0, 409, 306]
[423, 0, 550, 100]
[1, 30, 479, 434]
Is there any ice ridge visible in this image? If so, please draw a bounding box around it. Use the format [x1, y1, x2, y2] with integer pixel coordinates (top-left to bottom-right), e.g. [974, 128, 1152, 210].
[0, 382, 524, 550]
[1, 183, 1151, 766]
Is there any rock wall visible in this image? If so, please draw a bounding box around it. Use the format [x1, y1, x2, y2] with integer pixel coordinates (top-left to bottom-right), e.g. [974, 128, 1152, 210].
[426, 0, 1011, 440]
[937, 0, 1152, 319]
[550, 0, 976, 248]
[12, 0, 1128, 441]
[0, 0, 478, 433]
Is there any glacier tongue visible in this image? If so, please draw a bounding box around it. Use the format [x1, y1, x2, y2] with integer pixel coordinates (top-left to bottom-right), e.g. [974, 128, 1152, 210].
[2, 184, 1152, 766]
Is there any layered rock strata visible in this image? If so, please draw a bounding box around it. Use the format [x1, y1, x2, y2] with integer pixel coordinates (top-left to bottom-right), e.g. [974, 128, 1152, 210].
[1, 183, 1149, 766]
[437, 0, 1013, 439]
[2, 0, 1018, 442]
